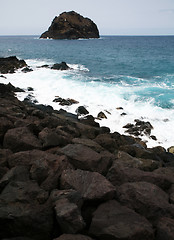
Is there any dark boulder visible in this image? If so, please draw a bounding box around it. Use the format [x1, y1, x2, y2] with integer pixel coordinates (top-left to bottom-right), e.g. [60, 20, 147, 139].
[38, 127, 71, 149]
[117, 181, 174, 221]
[113, 150, 161, 171]
[40, 11, 99, 40]
[61, 144, 111, 174]
[75, 106, 89, 115]
[53, 96, 79, 105]
[0, 180, 53, 240]
[51, 62, 70, 70]
[89, 200, 154, 240]
[97, 111, 107, 119]
[22, 67, 33, 73]
[0, 83, 24, 98]
[79, 115, 99, 127]
[107, 165, 172, 190]
[3, 126, 42, 152]
[94, 133, 118, 153]
[0, 56, 27, 74]
[54, 198, 85, 233]
[60, 169, 115, 202]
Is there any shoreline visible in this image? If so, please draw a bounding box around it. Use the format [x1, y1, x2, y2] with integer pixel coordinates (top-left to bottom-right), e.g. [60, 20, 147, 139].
[1, 81, 174, 239]
[1, 58, 174, 150]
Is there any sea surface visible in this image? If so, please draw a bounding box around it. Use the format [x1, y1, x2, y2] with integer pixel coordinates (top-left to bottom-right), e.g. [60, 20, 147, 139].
[0, 35, 174, 148]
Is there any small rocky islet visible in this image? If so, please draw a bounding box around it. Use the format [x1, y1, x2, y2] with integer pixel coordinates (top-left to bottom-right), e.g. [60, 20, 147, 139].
[1, 57, 174, 240]
[40, 11, 100, 40]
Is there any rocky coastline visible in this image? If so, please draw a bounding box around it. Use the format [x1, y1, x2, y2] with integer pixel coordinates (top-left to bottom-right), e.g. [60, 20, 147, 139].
[0, 57, 174, 240]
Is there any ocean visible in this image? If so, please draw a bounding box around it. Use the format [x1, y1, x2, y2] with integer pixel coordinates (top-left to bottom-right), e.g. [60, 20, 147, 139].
[0, 35, 174, 149]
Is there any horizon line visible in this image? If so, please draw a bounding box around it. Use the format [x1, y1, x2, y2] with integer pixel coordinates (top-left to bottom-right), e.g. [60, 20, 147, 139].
[0, 34, 174, 37]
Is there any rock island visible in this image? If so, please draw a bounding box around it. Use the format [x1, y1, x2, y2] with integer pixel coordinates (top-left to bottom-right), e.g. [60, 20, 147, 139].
[40, 11, 100, 40]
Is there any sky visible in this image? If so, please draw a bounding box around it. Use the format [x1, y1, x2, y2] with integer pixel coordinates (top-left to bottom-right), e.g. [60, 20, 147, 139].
[0, 0, 174, 35]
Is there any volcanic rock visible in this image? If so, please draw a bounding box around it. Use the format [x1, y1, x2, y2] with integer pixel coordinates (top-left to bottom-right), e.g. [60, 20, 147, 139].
[0, 56, 27, 74]
[89, 200, 154, 240]
[60, 169, 115, 202]
[51, 62, 70, 70]
[40, 11, 100, 39]
[117, 181, 174, 221]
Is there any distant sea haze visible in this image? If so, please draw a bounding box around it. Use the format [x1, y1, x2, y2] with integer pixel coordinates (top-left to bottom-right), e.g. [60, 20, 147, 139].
[0, 35, 174, 148]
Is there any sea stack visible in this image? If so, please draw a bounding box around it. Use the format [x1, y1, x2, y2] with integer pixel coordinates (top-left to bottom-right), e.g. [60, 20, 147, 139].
[40, 11, 100, 39]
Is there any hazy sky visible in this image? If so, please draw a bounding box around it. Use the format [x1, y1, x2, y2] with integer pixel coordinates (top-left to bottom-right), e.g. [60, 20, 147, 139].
[0, 0, 174, 35]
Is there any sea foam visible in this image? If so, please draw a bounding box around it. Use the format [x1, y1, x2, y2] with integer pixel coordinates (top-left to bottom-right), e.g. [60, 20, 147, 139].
[1, 58, 174, 149]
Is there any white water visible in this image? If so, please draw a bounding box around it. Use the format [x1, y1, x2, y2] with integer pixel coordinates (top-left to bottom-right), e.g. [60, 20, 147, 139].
[1, 59, 174, 150]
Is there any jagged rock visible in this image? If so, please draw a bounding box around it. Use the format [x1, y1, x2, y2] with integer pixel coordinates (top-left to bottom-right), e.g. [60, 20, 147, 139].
[50, 189, 83, 208]
[114, 151, 161, 171]
[7, 150, 73, 191]
[97, 111, 107, 119]
[79, 115, 99, 127]
[94, 133, 118, 153]
[75, 106, 89, 115]
[54, 198, 85, 233]
[27, 87, 34, 91]
[0, 83, 24, 98]
[0, 180, 52, 240]
[40, 11, 99, 39]
[53, 96, 79, 105]
[22, 67, 33, 73]
[38, 127, 71, 149]
[61, 144, 111, 174]
[51, 62, 70, 70]
[119, 143, 161, 161]
[123, 119, 153, 137]
[89, 200, 154, 240]
[117, 181, 174, 221]
[60, 169, 115, 202]
[0, 56, 27, 74]
[107, 165, 172, 190]
[72, 138, 104, 153]
[3, 126, 42, 152]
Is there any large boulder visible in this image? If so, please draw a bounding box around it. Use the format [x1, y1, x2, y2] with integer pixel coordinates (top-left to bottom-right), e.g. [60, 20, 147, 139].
[60, 169, 115, 202]
[54, 198, 85, 233]
[0, 180, 53, 240]
[61, 144, 112, 174]
[7, 150, 73, 191]
[117, 181, 174, 221]
[89, 200, 154, 240]
[0, 56, 27, 74]
[107, 165, 172, 190]
[40, 11, 99, 39]
[3, 127, 42, 152]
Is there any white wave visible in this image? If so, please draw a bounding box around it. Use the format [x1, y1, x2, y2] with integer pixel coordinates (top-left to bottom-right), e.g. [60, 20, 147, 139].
[1, 59, 174, 150]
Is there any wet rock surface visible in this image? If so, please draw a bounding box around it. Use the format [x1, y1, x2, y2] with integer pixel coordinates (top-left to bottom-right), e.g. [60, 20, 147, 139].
[0, 56, 27, 74]
[0, 82, 174, 240]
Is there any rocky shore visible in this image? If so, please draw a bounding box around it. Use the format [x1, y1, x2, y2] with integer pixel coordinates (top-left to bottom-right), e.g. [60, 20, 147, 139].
[0, 57, 174, 240]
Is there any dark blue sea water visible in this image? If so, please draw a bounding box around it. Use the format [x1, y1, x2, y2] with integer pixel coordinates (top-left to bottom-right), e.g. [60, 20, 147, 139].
[0, 35, 174, 147]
